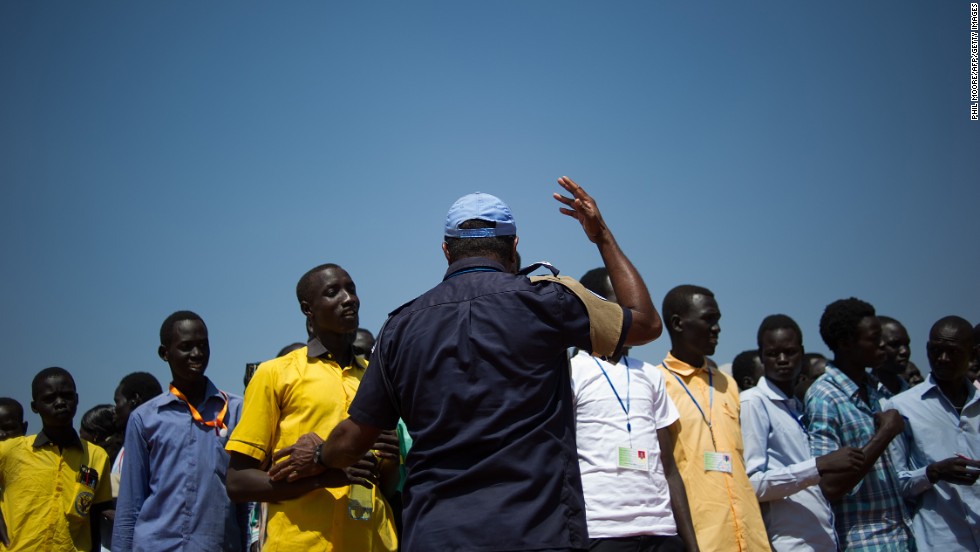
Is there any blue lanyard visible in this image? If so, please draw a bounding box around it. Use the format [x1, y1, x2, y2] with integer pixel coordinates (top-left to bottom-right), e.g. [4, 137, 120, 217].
[594, 357, 631, 445]
[665, 363, 717, 451]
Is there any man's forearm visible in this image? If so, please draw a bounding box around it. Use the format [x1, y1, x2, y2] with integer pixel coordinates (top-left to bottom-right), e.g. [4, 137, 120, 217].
[820, 427, 899, 500]
[595, 233, 661, 345]
[320, 418, 382, 469]
[226, 453, 348, 503]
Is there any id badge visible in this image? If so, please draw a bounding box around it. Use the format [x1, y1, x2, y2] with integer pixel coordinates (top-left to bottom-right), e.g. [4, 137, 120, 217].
[67, 465, 98, 519]
[703, 451, 733, 473]
[617, 446, 650, 471]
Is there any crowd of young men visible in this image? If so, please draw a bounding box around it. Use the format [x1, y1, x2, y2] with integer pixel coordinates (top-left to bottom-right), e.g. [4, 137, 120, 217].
[0, 177, 978, 551]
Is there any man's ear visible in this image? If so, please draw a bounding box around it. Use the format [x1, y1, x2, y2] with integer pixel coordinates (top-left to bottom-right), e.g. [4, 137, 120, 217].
[442, 242, 451, 263]
[30, 401, 38, 414]
[21, 421, 28, 433]
[300, 300, 312, 318]
[668, 314, 684, 335]
[158, 345, 169, 362]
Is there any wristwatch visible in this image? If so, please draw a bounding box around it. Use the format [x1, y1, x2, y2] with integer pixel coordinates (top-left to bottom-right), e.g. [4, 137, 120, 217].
[314, 443, 324, 467]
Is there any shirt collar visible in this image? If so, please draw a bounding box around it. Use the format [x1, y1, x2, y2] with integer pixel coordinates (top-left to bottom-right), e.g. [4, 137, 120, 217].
[826, 363, 888, 405]
[757, 376, 803, 406]
[443, 257, 506, 281]
[306, 337, 366, 370]
[162, 377, 222, 406]
[662, 351, 709, 377]
[33, 428, 83, 449]
[921, 373, 980, 407]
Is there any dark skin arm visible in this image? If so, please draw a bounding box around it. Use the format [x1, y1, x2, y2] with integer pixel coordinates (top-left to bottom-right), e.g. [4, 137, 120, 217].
[658, 426, 699, 552]
[266, 424, 392, 484]
[926, 456, 980, 486]
[89, 501, 111, 549]
[820, 410, 905, 501]
[226, 451, 352, 503]
[552, 176, 662, 347]
[0, 506, 8, 546]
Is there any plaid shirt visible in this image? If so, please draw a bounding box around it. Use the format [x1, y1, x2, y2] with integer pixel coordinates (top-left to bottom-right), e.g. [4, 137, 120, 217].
[805, 365, 915, 552]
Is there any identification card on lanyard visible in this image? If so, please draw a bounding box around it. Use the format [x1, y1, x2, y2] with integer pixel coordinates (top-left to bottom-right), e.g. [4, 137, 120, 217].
[665, 363, 734, 473]
[618, 446, 650, 471]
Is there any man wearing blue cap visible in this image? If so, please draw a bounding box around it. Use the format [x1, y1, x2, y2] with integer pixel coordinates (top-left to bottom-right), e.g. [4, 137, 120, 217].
[271, 176, 663, 552]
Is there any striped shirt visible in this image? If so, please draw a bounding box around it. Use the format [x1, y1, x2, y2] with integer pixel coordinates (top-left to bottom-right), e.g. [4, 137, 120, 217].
[805, 365, 914, 552]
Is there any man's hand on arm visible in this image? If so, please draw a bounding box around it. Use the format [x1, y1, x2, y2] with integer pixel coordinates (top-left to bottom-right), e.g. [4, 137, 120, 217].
[926, 456, 980, 486]
[815, 446, 865, 476]
[267, 432, 327, 483]
[226, 450, 348, 503]
[819, 410, 905, 501]
[552, 176, 661, 346]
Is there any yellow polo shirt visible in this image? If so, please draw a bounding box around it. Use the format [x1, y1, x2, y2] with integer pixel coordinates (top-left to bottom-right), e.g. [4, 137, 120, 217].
[660, 353, 771, 552]
[0, 432, 112, 551]
[226, 345, 397, 552]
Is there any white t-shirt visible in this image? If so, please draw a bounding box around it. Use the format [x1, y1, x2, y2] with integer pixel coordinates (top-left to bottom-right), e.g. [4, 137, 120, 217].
[570, 351, 680, 538]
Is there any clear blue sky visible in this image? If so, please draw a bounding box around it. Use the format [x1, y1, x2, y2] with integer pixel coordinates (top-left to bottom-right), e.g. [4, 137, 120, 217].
[2, 1, 977, 432]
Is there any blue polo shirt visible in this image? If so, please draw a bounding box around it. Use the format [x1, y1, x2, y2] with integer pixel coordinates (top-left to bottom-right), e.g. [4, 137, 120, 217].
[350, 257, 629, 552]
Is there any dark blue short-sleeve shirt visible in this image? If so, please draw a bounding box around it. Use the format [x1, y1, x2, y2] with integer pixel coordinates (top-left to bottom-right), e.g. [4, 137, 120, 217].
[349, 257, 629, 551]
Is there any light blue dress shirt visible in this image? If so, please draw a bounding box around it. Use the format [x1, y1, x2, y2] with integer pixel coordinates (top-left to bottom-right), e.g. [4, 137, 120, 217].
[112, 378, 246, 551]
[740, 377, 838, 551]
[882, 375, 980, 551]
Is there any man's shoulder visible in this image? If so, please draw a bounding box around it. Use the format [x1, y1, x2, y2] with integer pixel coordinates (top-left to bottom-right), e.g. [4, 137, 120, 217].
[132, 391, 175, 420]
[808, 373, 845, 399]
[739, 385, 767, 405]
[887, 383, 930, 412]
[0, 434, 31, 457]
[80, 439, 111, 466]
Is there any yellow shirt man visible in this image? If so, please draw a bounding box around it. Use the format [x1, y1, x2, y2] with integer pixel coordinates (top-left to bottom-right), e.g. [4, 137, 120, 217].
[0, 432, 112, 551]
[660, 353, 771, 552]
[226, 342, 397, 551]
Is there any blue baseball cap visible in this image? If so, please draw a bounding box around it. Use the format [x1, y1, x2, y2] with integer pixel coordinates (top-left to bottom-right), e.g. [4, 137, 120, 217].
[444, 192, 517, 238]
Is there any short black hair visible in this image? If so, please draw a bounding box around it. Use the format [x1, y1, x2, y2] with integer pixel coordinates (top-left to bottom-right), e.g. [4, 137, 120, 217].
[444, 220, 516, 264]
[31, 367, 75, 399]
[580, 267, 611, 298]
[819, 297, 876, 353]
[930, 315, 974, 345]
[662, 285, 715, 325]
[757, 314, 803, 349]
[877, 316, 906, 331]
[160, 310, 205, 347]
[296, 263, 342, 305]
[0, 397, 24, 420]
[732, 350, 761, 381]
[117, 372, 163, 405]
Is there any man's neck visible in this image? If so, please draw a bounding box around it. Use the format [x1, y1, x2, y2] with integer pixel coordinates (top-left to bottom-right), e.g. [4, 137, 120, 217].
[172, 377, 207, 406]
[771, 378, 795, 399]
[833, 356, 867, 384]
[873, 368, 904, 394]
[670, 348, 705, 369]
[42, 425, 77, 448]
[937, 378, 970, 409]
[318, 332, 354, 367]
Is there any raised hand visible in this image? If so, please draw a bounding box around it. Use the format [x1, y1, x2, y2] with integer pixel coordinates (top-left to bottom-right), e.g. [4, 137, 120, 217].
[552, 176, 609, 244]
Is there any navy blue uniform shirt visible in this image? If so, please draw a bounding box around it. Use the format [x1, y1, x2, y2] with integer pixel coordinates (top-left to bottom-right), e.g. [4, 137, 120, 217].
[350, 257, 629, 552]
